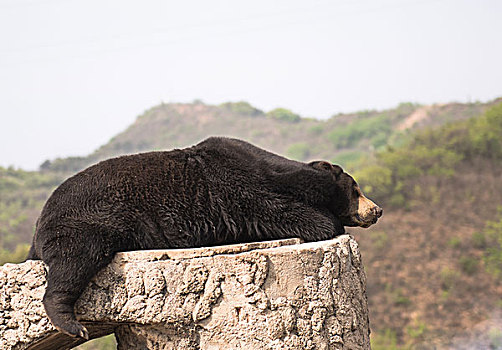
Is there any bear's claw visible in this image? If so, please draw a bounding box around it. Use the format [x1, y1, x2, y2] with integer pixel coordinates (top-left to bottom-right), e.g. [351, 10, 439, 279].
[79, 328, 89, 340]
[56, 321, 89, 340]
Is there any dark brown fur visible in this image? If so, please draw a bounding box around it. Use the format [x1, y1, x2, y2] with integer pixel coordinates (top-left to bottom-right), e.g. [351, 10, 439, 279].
[28, 137, 380, 339]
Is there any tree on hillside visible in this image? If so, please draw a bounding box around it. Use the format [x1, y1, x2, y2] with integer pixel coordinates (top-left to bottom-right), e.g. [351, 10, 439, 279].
[266, 108, 300, 123]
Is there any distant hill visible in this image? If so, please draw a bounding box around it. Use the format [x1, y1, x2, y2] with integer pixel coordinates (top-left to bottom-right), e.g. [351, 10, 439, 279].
[40, 99, 501, 174]
[1, 97, 502, 349]
[352, 101, 502, 348]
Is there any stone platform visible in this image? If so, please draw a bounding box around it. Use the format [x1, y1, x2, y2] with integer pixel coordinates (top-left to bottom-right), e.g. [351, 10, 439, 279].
[0, 235, 370, 350]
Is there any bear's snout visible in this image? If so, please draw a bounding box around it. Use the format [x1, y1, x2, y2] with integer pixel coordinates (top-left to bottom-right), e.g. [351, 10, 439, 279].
[356, 193, 382, 227]
[372, 206, 383, 218]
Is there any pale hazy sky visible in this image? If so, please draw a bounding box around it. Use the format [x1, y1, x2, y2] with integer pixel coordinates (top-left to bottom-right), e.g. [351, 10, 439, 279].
[0, 0, 501, 170]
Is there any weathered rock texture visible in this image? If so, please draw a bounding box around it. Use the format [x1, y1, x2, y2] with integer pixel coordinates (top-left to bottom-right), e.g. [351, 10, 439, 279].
[0, 235, 370, 350]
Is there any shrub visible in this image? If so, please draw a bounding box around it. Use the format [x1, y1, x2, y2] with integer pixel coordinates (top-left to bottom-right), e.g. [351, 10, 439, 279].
[286, 143, 311, 161]
[0, 244, 31, 265]
[472, 232, 487, 249]
[333, 150, 364, 169]
[406, 320, 428, 341]
[371, 329, 403, 350]
[370, 231, 389, 251]
[482, 207, 502, 280]
[448, 237, 462, 249]
[440, 267, 460, 291]
[308, 125, 324, 135]
[219, 101, 263, 116]
[266, 108, 301, 123]
[328, 114, 392, 149]
[350, 102, 502, 209]
[489, 327, 502, 349]
[468, 103, 502, 160]
[353, 165, 392, 198]
[459, 256, 478, 276]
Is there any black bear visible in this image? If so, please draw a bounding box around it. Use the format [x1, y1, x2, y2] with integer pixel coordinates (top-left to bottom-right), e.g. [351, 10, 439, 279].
[27, 137, 382, 339]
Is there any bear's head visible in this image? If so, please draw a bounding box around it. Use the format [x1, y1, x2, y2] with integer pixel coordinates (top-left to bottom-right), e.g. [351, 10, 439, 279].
[310, 161, 383, 228]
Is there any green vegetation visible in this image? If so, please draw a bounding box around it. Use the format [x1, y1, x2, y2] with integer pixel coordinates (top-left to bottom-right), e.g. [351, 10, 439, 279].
[383, 283, 412, 307]
[40, 156, 93, 173]
[440, 267, 460, 292]
[332, 150, 365, 168]
[0, 243, 30, 265]
[369, 231, 389, 251]
[286, 142, 311, 161]
[371, 329, 406, 350]
[480, 207, 502, 281]
[472, 231, 487, 249]
[329, 114, 392, 149]
[266, 108, 300, 123]
[448, 237, 462, 249]
[355, 103, 502, 208]
[393, 291, 412, 307]
[458, 256, 478, 275]
[371, 320, 428, 350]
[489, 327, 502, 349]
[406, 320, 428, 343]
[0, 167, 63, 258]
[219, 101, 263, 116]
[308, 124, 324, 135]
[76, 335, 116, 350]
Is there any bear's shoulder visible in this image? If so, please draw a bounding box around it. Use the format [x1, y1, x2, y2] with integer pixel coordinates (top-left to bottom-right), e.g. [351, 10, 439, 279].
[194, 137, 304, 171]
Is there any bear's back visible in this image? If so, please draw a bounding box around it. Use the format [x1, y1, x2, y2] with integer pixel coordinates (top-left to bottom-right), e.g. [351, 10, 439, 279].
[37, 149, 195, 229]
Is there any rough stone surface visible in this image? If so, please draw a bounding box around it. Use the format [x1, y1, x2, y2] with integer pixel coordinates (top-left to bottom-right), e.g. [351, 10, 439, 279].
[0, 235, 370, 350]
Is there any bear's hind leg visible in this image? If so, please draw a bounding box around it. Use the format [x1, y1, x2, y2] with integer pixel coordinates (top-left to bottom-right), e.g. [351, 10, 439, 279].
[41, 232, 115, 339]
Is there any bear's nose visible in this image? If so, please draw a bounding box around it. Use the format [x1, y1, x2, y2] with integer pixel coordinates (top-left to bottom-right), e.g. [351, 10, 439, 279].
[372, 206, 383, 218]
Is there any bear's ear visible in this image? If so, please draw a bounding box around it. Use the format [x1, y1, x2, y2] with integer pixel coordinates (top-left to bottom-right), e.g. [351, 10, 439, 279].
[310, 161, 343, 178]
[310, 161, 332, 171]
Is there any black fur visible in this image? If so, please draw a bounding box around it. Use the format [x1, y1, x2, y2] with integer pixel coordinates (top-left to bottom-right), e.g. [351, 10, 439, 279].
[28, 137, 366, 339]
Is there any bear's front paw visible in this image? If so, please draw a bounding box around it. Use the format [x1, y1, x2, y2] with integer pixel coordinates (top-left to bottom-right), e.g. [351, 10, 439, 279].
[54, 319, 89, 340]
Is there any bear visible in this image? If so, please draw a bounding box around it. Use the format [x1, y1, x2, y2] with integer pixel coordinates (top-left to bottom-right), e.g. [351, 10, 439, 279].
[27, 136, 382, 340]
